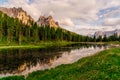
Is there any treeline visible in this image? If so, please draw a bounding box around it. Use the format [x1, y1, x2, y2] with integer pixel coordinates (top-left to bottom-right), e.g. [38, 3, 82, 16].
[92, 33, 120, 42]
[0, 11, 119, 45]
[0, 11, 90, 45]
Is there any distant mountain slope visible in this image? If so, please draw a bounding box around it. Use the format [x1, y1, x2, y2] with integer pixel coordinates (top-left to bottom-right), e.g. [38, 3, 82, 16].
[94, 29, 120, 37]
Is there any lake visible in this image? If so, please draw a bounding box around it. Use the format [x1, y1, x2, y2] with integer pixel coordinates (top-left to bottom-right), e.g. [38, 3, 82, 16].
[0, 43, 110, 78]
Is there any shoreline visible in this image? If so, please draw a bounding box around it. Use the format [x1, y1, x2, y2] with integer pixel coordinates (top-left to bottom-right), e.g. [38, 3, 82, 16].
[0, 41, 75, 49]
[0, 41, 119, 49]
[1, 47, 120, 80]
[26, 47, 120, 80]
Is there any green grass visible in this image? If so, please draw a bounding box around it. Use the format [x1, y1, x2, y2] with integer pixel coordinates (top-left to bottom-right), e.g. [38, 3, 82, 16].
[0, 41, 74, 49]
[0, 76, 25, 80]
[1, 47, 120, 80]
[25, 47, 120, 80]
[0, 40, 119, 49]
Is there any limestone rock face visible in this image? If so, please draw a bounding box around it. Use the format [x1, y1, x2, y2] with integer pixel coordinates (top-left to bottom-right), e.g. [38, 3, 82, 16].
[0, 7, 59, 27]
[37, 15, 59, 28]
[94, 31, 104, 38]
[0, 7, 34, 25]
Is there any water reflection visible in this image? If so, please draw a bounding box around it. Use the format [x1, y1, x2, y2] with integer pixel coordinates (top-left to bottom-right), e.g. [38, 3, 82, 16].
[0, 44, 109, 78]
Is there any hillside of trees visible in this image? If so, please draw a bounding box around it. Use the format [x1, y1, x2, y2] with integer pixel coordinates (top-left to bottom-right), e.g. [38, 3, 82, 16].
[0, 11, 120, 45]
[0, 11, 91, 45]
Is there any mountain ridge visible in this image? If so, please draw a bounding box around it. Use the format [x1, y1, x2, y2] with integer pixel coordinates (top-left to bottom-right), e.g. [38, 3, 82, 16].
[37, 15, 59, 28]
[94, 29, 120, 38]
[0, 7, 59, 28]
[0, 7, 34, 25]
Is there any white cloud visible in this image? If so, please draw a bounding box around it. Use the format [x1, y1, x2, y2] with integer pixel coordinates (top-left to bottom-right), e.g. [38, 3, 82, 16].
[58, 18, 74, 27]
[1, 0, 99, 25]
[103, 9, 120, 18]
[1, 0, 120, 35]
[103, 18, 120, 26]
[62, 25, 120, 35]
[97, 0, 120, 9]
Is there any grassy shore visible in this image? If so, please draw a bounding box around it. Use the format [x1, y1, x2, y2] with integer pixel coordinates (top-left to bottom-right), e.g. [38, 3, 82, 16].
[0, 41, 75, 49]
[0, 41, 119, 49]
[1, 47, 120, 80]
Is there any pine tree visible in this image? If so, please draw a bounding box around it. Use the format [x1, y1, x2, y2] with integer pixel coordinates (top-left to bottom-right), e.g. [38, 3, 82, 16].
[33, 22, 39, 44]
[103, 35, 107, 42]
[18, 22, 22, 45]
[0, 17, 3, 42]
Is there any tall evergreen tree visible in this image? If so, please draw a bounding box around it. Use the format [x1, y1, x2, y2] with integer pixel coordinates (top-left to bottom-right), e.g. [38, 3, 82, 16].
[0, 16, 3, 42]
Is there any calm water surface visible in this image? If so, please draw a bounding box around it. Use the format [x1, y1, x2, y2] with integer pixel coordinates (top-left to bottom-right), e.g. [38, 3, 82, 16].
[0, 44, 110, 78]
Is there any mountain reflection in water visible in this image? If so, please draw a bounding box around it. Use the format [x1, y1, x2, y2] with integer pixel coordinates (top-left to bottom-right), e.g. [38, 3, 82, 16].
[0, 44, 109, 78]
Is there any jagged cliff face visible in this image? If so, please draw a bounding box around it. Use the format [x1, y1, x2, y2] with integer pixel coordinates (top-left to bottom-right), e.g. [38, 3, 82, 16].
[0, 7, 59, 28]
[37, 16, 59, 28]
[0, 7, 34, 25]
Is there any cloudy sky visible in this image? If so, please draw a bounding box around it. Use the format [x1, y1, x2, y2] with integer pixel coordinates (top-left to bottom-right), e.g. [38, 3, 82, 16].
[1, 0, 120, 35]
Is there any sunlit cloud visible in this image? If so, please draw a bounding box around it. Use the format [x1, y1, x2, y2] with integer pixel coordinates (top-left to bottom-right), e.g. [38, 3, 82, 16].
[1, 0, 120, 35]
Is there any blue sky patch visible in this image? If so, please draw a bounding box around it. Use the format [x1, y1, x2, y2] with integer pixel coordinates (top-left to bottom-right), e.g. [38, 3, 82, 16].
[28, 0, 33, 4]
[97, 6, 120, 17]
[0, 0, 8, 5]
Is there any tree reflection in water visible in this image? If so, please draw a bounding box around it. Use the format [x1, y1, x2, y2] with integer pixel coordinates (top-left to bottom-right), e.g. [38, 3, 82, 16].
[0, 43, 109, 77]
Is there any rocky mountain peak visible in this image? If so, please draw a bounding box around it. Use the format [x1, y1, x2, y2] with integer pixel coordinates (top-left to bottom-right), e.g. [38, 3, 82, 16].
[94, 29, 120, 38]
[0, 7, 34, 25]
[94, 31, 104, 38]
[47, 16, 53, 20]
[37, 15, 59, 28]
[0, 7, 59, 28]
